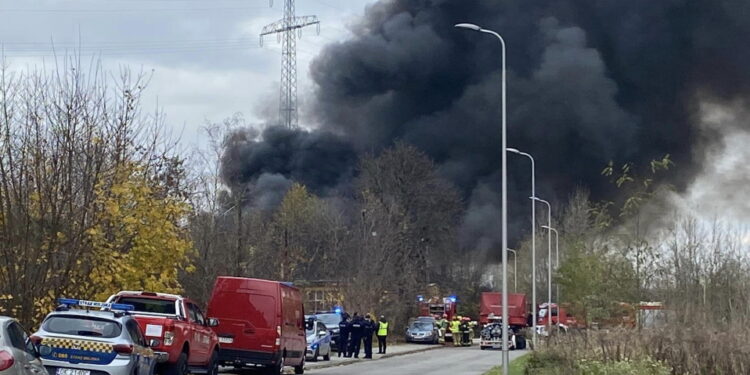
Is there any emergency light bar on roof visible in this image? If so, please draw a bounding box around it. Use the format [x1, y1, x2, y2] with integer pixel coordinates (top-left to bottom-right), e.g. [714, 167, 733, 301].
[58, 298, 135, 311]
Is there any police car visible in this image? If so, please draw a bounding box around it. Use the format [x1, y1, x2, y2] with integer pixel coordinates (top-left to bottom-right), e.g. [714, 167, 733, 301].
[32, 299, 159, 375]
[304, 317, 331, 362]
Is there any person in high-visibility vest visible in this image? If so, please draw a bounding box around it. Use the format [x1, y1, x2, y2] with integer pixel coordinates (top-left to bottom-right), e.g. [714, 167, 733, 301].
[436, 315, 448, 344]
[376, 315, 389, 354]
[450, 316, 462, 347]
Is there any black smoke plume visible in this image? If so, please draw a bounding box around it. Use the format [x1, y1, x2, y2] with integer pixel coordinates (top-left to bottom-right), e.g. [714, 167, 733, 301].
[221, 126, 356, 208]
[222, 0, 750, 254]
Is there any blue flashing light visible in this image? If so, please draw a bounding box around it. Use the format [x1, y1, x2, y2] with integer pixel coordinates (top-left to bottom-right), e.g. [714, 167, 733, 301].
[333, 307, 342, 314]
[449, 296, 457, 303]
[57, 298, 134, 311]
[417, 295, 424, 302]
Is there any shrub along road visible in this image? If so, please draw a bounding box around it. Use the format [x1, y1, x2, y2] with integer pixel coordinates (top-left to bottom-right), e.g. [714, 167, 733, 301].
[305, 346, 528, 375]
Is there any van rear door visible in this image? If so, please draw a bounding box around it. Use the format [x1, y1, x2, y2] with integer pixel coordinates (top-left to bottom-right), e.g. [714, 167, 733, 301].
[211, 290, 277, 354]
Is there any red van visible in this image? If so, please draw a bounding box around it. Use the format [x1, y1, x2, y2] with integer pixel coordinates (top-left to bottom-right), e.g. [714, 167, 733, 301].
[206, 277, 307, 375]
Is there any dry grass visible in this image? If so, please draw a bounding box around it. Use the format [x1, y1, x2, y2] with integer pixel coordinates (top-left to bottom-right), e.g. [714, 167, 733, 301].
[536, 323, 750, 374]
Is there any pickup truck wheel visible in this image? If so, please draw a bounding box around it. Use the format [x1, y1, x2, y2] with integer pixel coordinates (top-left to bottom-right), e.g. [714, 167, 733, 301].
[206, 351, 219, 375]
[165, 352, 189, 375]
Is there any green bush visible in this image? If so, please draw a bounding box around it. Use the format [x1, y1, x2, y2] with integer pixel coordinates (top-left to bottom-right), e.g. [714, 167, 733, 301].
[524, 352, 573, 375]
[522, 352, 670, 375]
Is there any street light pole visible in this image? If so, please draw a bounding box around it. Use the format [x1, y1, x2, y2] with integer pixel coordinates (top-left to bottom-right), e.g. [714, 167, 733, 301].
[507, 248, 517, 293]
[507, 147, 536, 348]
[533, 197, 552, 333]
[542, 226, 560, 331]
[455, 22, 509, 375]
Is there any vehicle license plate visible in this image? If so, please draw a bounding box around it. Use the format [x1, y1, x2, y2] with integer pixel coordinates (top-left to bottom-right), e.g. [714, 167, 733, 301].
[219, 337, 233, 344]
[57, 369, 90, 375]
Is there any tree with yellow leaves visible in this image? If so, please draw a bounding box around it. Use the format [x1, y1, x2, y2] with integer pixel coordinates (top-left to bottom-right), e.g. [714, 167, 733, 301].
[86, 164, 194, 301]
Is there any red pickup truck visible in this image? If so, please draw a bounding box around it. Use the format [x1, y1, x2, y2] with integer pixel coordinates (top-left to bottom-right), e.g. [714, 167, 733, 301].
[107, 291, 220, 375]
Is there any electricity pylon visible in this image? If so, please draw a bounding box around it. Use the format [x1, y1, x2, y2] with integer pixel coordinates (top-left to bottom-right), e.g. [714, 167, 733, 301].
[261, 0, 320, 129]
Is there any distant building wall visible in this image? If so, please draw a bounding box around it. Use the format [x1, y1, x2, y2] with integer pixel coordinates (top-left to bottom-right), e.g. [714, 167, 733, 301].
[295, 280, 343, 313]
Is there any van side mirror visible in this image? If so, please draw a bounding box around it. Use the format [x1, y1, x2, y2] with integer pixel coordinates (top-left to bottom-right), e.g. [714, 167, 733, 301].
[305, 318, 315, 331]
[207, 318, 220, 327]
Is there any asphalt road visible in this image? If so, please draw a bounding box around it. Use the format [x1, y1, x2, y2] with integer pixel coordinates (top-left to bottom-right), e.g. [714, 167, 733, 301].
[306, 346, 527, 375]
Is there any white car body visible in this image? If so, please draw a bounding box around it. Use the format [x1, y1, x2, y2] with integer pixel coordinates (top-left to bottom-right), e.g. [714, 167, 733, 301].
[0, 317, 46, 375]
[305, 321, 331, 362]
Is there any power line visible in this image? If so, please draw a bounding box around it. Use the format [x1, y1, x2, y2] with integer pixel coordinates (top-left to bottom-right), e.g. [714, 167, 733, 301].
[1, 46, 261, 58]
[1, 38, 260, 49]
[0, 42, 266, 57]
[309, 0, 345, 12]
[0, 6, 269, 13]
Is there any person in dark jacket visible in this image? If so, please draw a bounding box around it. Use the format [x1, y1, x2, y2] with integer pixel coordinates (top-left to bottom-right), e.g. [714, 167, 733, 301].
[363, 314, 375, 359]
[338, 313, 351, 357]
[348, 313, 364, 358]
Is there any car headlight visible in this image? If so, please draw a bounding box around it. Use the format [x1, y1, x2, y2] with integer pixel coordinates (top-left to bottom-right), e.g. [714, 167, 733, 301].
[164, 331, 175, 346]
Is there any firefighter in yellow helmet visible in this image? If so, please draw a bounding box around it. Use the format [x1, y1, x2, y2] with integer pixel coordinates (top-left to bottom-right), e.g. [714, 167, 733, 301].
[450, 316, 462, 347]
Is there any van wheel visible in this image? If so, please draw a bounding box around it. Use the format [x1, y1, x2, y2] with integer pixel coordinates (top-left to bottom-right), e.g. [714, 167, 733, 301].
[293, 357, 304, 374]
[309, 348, 318, 362]
[267, 356, 283, 375]
[323, 348, 330, 361]
[165, 352, 189, 375]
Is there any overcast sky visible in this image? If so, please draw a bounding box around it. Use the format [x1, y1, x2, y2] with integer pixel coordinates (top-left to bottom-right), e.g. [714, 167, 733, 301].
[0, 0, 374, 147]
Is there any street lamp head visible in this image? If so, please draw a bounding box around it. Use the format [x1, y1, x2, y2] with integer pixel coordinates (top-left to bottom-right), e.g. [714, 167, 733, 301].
[506, 147, 520, 154]
[454, 23, 482, 31]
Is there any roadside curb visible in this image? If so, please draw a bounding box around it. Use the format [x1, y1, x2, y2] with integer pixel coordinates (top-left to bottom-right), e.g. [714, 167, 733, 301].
[304, 345, 444, 371]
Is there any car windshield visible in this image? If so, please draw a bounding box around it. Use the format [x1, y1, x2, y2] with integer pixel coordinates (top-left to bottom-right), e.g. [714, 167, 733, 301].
[410, 322, 433, 331]
[43, 316, 122, 338]
[315, 313, 340, 326]
[116, 297, 176, 315]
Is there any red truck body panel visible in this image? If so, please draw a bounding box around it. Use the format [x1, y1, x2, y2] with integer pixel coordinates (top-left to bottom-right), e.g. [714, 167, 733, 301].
[537, 303, 584, 328]
[479, 292, 528, 327]
[207, 277, 306, 370]
[107, 291, 219, 368]
[418, 297, 457, 320]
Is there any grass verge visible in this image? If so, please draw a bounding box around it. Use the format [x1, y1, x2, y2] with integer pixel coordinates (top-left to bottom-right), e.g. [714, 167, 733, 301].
[483, 352, 531, 375]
